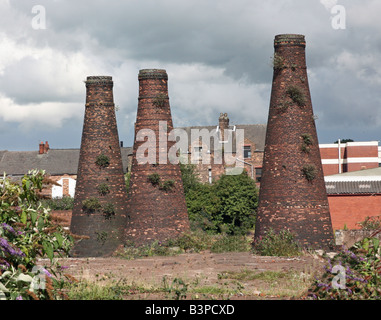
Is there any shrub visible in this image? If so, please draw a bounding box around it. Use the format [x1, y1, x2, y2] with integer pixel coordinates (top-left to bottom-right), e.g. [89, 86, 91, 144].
[82, 197, 102, 213]
[183, 171, 258, 235]
[286, 86, 306, 107]
[302, 164, 317, 182]
[252, 228, 301, 257]
[272, 53, 286, 70]
[97, 183, 110, 196]
[0, 170, 73, 300]
[159, 180, 175, 192]
[41, 196, 74, 210]
[147, 173, 161, 186]
[95, 153, 110, 168]
[301, 134, 313, 154]
[102, 202, 115, 219]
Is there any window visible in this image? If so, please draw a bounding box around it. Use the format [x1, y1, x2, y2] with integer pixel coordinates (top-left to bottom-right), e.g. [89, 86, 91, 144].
[255, 168, 262, 182]
[243, 145, 251, 158]
[193, 146, 203, 161]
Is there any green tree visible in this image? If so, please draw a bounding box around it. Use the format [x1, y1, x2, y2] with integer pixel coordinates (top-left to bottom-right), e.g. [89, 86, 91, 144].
[181, 165, 258, 235]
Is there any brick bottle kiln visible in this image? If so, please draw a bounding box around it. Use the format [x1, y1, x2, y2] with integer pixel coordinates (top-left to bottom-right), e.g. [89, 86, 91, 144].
[125, 69, 190, 246]
[254, 35, 334, 249]
[70, 76, 128, 257]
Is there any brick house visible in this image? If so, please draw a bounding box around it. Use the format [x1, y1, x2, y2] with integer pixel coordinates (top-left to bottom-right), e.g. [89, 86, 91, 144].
[0, 141, 132, 198]
[325, 167, 381, 230]
[177, 113, 267, 183]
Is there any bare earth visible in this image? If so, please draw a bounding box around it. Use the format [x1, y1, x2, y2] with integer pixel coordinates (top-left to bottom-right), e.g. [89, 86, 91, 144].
[39, 251, 327, 300]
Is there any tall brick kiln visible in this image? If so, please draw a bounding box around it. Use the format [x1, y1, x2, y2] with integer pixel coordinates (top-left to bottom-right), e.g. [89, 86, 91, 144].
[125, 69, 190, 246]
[70, 76, 128, 257]
[254, 35, 334, 249]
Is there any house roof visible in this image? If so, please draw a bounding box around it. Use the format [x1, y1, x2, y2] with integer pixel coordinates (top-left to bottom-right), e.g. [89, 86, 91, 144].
[0, 147, 132, 176]
[176, 123, 267, 152]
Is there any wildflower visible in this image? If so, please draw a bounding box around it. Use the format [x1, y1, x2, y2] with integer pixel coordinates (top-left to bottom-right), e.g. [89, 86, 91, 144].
[0, 237, 25, 257]
[16, 295, 23, 300]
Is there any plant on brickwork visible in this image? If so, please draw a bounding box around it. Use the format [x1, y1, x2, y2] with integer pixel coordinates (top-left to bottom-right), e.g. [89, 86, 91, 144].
[147, 173, 161, 186]
[159, 180, 175, 192]
[302, 164, 317, 182]
[272, 53, 286, 70]
[152, 93, 167, 108]
[97, 183, 110, 196]
[0, 170, 74, 300]
[307, 236, 381, 300]
[95, 153, 110, 168]
[95, 231, 108, 245]
[286, 86, 306, 107]
[82, 197, 102, 213]
[102, 203, 115, 219]
[275, 100, 291, 113]
[252, 228, 301, 257]
[147, 173, 175, 192]
[301, 133, 313, 154]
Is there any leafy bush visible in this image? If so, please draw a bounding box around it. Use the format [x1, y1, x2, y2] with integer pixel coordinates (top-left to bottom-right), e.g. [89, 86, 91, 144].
[40, 196, 74, 210]
[286, 86, 306, 107]
[102, 202, 115, 219]
[97, 183, 110, 196]
[147, 173, 161, 186]
[82, 197, 102, 213]
[95, 153, 110, 168]
[0, 170, 73, 300]
[252, 228, 301, 257]
[308, 237, 381, 300]
[184, 170, 258, 235]
[302, 164, 317, 182]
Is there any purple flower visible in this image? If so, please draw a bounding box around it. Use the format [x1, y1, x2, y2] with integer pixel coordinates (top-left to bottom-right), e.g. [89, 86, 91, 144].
[42, 268, 52, 277]
[16, 295, 23, 300]
[1, 223, 16, 234]
[0, 237, 25, 258]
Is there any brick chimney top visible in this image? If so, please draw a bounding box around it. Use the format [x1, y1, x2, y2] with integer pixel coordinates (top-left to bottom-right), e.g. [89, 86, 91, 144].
[274, 34, 305, 47]
[39, 141, 49, 154]
[219, 112, 229, 129]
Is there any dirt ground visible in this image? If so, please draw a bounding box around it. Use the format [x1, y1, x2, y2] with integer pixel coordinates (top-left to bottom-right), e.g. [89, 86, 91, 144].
[39, 251, 327, 300]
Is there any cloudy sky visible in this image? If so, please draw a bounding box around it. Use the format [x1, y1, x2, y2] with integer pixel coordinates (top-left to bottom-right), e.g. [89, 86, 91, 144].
[0, 0, 380, 151]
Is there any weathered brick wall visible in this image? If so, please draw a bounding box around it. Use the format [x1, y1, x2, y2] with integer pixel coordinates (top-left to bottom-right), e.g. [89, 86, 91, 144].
[125, 69, 190, 246]
[328, 195, 381, 230]
[254, 34, 334, 249]
[70, 76, 128, 257]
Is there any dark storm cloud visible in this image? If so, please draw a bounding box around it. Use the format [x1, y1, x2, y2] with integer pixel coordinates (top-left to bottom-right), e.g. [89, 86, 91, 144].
[0, 0, 380, 150]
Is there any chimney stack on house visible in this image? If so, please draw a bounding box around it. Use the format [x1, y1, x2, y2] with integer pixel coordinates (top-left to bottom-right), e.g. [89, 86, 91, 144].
[218, 113, 229, 142]
[125, 69, 190, 246]
[70, 76, 129, 257]
[254, 35, 334, 249]
[39, 141, 50, 154]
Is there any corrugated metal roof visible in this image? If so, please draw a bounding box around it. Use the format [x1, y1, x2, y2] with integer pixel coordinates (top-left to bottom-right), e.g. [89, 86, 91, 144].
[325, 180, 381, 195]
